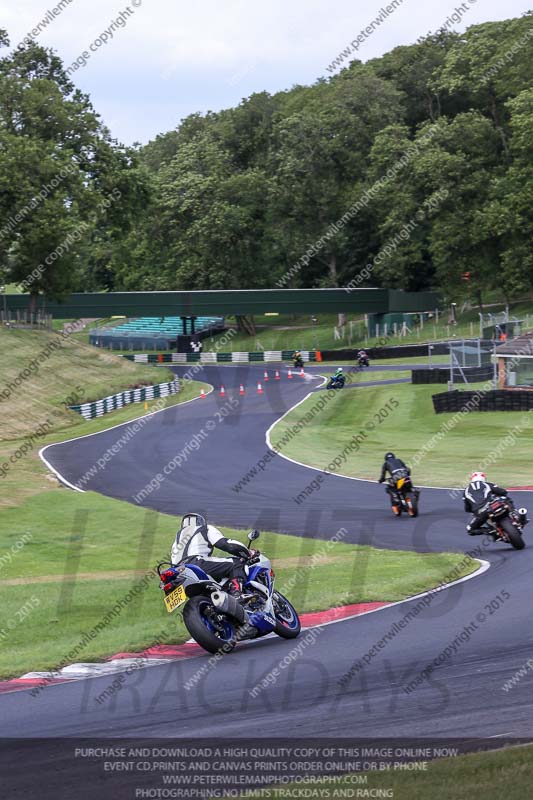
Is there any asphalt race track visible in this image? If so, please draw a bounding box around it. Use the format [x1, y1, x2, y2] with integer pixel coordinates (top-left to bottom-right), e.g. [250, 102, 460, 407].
[1, 363, 532, 745]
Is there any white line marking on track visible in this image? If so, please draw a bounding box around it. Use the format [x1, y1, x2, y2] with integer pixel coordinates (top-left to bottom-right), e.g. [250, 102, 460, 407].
[39, 385, 215, 492]
[265, 378, 478, 492]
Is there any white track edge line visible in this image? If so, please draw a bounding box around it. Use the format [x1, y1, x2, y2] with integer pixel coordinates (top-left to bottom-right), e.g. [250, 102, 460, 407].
[308, 557, 490, 629]
[38, 384, 215, 492]
[265, 379, 480, 492]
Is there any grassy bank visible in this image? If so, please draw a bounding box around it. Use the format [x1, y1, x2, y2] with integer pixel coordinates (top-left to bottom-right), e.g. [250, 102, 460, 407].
[0, 326, 176, 441]
[271, 381, 532, 488]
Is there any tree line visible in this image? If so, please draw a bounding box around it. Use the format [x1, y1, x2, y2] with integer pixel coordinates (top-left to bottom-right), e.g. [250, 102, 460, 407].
[0, 14, 532, 309]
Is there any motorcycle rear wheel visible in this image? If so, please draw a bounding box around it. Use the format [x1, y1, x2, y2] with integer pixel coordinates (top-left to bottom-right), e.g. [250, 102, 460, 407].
[406, 494, 419, 518]
[183, 596, 236, 654]
[500, 517, 525, 550]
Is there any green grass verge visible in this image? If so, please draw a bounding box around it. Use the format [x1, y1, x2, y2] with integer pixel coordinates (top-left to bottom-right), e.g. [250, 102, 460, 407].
[0, 489, 477, 678]
[245, 744, 533, 800]
[271, 381, 532, 488]
[372, 356, 445, 366]
[350, 370, 410, 383]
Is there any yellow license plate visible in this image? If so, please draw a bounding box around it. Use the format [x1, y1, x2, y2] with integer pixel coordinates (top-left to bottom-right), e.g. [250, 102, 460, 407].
[164, 585, 187, 613]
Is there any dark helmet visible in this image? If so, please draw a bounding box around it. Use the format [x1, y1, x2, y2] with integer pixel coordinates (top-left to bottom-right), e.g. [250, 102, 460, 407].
[385, 452, 395, 460]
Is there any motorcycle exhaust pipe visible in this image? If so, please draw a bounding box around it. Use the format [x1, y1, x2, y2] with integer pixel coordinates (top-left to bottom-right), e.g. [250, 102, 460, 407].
[518, 507, 528, 525]
[211, 590, 246, 624]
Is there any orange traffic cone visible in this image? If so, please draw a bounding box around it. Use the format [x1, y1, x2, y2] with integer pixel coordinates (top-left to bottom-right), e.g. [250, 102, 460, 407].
[200, 388, 206, 399]
[264, 370, 269, 381]
[257, 382, 263, 394]
[300, 367, 305, 377]
[220, 385, 225, 397]
[288, 369, 293, 379]
[239, 384, 245, 396]
[275, 370, 280, 380]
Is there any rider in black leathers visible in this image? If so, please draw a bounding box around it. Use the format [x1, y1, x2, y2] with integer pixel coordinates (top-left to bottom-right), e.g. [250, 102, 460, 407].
[463, 472, 510, 535]
[378, 452, 411, 507]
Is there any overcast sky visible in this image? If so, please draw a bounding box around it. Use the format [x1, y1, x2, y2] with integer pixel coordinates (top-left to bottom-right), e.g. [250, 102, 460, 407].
[2, 0, 531, 145]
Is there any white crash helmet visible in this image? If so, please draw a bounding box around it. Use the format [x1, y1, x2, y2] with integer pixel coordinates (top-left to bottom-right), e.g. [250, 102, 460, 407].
[470, 472, 486, 482]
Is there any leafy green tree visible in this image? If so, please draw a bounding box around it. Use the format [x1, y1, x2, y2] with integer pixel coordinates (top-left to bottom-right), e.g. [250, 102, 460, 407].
[268, 70, 403, 288]
[479, 89, 533, 297]
[435, 15, 533, 154]
[0, 33, 148, 305]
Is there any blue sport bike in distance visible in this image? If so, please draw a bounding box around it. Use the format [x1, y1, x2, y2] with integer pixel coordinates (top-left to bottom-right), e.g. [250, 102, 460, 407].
[327, 372, 346, 389]
[158, 529, 301, 654]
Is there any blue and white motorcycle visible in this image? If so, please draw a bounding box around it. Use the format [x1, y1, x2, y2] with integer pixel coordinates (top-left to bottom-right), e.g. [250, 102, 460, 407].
[158, 530, 301, 654]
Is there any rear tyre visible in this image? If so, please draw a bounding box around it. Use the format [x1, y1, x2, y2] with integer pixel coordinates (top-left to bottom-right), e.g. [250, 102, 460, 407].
[406, 494, 419, 518]
[273, 591, 301, 639]
[182, 596, 236, 654]
[500, 517, 525, 550]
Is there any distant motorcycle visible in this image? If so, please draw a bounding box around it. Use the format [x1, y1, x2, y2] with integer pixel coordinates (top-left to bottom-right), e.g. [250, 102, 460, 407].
[292, 354, 304, 368]
[476, 497, 527, 550]
[388, 469, 420, 517]
[357, 354, 370, 368]
[327, 374, 346, 389]
[158, 531, 301, 654]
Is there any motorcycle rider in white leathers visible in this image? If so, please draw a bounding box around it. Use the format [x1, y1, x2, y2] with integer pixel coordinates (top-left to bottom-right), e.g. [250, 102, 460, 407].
[171, 513, 253, 596]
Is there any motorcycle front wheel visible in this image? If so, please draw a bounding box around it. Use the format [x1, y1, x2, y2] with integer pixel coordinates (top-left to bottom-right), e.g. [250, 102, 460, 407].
[500, 517, 525, 550]
[273, 591, 301, 639]
[183, 596, 236, 654]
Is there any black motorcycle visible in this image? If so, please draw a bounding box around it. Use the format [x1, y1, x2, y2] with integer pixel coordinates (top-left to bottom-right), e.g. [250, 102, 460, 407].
[477, 497, 527, 550]
[357, 354, 370, 368]
[293, 355, 304, 368]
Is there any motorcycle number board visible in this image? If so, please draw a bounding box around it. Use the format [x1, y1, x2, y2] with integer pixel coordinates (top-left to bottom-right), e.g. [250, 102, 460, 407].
[164, 585, 187, 613]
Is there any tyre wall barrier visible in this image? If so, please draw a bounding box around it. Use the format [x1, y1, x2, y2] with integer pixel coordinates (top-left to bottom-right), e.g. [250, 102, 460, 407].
[412, 366, 494, 384]
[69, 379, 180, 420]
[432, 389, 533, 414]
[412, 369, 449, 385]
[122, 351, 318, 364]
